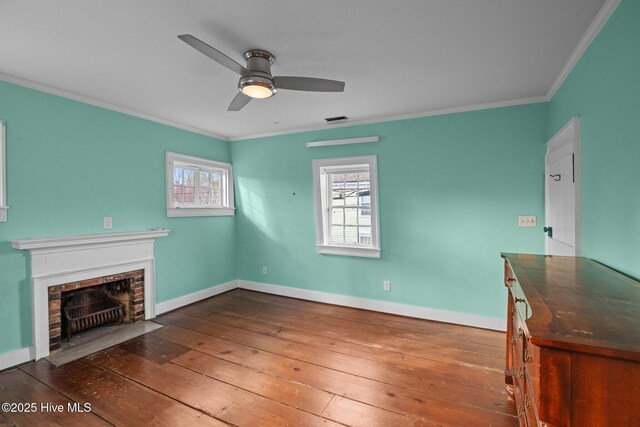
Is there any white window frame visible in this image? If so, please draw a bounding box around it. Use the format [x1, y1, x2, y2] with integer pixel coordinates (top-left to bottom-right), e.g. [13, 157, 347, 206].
[0, 121, 7, 222]
[165, 151, 235, 217]
[312, 155, 380, 258]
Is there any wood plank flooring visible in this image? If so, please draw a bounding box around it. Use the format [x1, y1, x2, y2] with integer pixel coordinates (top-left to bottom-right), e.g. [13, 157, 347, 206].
[0, 289, 517, 426]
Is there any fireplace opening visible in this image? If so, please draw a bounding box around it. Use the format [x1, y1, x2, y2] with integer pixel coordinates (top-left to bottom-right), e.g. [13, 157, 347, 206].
[48, 270, 144, 352]
[62, 289, 125, 341]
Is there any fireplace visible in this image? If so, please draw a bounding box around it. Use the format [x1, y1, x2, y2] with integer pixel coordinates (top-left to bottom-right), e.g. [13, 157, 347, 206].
[11, 229, 170, 360]
[48, 269, 145, 352]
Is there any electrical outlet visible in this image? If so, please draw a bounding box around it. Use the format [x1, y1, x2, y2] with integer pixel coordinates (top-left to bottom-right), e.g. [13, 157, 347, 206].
[518, 216, 537, 227]
[262, 266, 268, 274]
[103, 216, 112, 229]
[383, 280, 391, 291]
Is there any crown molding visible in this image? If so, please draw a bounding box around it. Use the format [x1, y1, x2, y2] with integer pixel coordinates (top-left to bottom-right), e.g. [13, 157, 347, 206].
[229, 95, 548, 141]
[546, 0, 621, 100]
[0, 72, 230, 141]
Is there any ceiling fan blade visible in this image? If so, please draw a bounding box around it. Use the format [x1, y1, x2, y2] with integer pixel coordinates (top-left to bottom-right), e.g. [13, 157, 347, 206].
[228, 92, 252, 111]
[274, 76, 345, 92]
[178, 34, 247, 75]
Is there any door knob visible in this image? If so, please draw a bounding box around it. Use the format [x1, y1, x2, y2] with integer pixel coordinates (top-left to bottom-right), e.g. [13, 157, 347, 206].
[543, 226, 553, 237]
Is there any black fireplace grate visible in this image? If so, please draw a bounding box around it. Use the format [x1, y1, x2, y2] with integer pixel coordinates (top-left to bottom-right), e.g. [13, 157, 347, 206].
[63, 290, 124, 340]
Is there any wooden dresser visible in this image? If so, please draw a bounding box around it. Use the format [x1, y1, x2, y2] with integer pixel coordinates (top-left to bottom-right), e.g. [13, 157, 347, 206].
[502, 253, 640, 426]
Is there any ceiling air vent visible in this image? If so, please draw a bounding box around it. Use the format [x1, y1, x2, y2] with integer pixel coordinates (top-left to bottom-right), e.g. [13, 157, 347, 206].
[325, 115, 348, 125]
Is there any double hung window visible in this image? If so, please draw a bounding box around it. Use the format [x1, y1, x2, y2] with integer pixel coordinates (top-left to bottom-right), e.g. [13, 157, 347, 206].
[312, 155, 380, 258]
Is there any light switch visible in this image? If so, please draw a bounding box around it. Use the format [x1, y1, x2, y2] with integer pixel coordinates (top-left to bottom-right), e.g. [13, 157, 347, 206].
[103, 216, 113, 229]
[518, 216, 537, 227]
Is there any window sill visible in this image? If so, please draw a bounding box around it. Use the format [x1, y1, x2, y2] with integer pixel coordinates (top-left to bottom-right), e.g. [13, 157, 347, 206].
[166, 207, 235, 217]
[316, 244, 380, 259]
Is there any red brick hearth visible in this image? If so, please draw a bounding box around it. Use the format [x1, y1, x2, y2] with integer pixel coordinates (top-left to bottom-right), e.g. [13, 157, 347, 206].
[47, 269, 145, 352]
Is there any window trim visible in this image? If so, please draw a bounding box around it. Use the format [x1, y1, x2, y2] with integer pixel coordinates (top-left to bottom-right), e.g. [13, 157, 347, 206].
[165, 151, 235, 217]
[312, 155, 380, 258]
[0, 121, 7, 222]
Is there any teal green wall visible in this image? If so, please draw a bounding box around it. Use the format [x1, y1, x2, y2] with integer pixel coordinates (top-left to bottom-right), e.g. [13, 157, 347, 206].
[232, 103, 547, 319]
[0, 81, 235, 354]
[548, 0, 639, 278]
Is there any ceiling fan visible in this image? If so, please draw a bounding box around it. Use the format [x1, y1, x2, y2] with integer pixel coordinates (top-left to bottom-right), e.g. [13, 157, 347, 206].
[178, 34, 346, 111]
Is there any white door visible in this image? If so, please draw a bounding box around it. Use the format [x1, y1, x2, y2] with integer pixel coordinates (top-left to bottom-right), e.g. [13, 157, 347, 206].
[545, 117, 581, 256]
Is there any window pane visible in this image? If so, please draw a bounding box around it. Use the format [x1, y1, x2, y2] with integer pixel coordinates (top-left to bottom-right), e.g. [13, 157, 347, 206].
[210, 172, 221, 188]
[199, 171, 210, 187]
[211, 189, 220, 206]
[359, 235, 372, 245]
[345, 173, 358, 187]
[345, 190, 358, 206]
[173, 167, 183, 185]
[331, 208, 344, 225]
[174, 186, 183, 203]
[183, 169, 195, 187]
[344, 208, 358, 226]
[199, 188, 211, 204]
[359, 192, 371, 217]
[359, 226, 372, 243]
[358, 172, 370, 187]
[344, 226, 358, 244]
[183, 187, 195, 203]
[173, 185, 183, 203]
[358, 214, 372, 226]
[330, 173, 345, 189]
[331, 226, 344, 243]
[332, 190, 345, 206]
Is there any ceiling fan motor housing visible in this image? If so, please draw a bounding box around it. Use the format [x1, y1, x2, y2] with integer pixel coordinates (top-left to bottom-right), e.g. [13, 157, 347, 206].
[238, 49, 277, 97]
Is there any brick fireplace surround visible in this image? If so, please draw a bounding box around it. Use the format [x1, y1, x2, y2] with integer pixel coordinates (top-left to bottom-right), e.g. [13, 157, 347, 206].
[48, 269, 145, 352]
[11, 229, 169, 360]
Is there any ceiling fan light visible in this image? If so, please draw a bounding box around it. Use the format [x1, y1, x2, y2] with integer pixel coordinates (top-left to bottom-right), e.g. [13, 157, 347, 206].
[239, 76, 276, 99]
[241, 83, 274, 99]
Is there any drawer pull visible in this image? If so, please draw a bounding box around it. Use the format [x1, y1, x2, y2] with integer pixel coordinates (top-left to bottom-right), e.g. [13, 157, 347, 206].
[507, 278, 516, 282]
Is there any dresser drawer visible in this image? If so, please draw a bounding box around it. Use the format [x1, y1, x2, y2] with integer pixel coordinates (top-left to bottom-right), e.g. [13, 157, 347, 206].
[506, 260, 541, 426]
[510, 341, 531, 426]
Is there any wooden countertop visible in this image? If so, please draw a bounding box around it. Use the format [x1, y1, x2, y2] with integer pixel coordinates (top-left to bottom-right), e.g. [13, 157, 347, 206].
[501, 253, 640, 362]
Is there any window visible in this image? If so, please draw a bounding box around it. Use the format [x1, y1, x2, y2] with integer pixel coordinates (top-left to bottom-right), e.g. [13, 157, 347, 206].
[165, 151, 234, 217]
[312, 155, 380, 258]
[0, 120, 6, 222]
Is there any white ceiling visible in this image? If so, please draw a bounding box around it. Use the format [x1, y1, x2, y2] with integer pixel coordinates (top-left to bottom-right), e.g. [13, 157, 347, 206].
[0, 0, 607, 140]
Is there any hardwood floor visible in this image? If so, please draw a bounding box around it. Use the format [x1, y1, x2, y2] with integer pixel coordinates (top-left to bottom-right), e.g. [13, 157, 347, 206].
[0, 289, 517, 426]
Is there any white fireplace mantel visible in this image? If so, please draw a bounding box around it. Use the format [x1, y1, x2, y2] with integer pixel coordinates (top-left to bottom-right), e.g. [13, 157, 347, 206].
[11, 229, 170, 360]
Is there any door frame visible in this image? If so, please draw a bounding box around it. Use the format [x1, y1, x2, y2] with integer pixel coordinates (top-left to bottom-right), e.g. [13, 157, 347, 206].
[545, 116, 581, 256]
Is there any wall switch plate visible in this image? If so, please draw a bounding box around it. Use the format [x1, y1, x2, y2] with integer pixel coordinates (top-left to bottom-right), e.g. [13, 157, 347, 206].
[103, 216, 112, 229]
[518, 216, 537, 227]
[262, 266, 268, 274]
[383, 280, 391, 291]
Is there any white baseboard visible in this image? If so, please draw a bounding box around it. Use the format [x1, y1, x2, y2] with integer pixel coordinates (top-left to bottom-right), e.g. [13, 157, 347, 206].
[155, 280, 237, 315]
[0, 346, 35, 371]
[237, 280, 506, 331]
